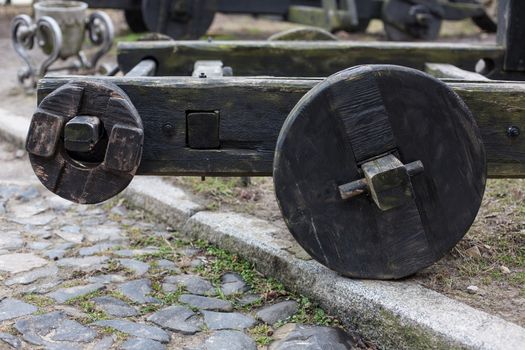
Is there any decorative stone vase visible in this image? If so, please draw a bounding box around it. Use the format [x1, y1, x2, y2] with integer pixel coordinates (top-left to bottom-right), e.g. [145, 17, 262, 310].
[11, 1, 114, 88]
[34, 1, 88, 59]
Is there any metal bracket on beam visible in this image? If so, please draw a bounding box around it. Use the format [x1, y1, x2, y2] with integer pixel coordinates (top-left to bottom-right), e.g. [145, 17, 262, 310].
[339, 154, 424, 211]
[192, 61, 233, 78]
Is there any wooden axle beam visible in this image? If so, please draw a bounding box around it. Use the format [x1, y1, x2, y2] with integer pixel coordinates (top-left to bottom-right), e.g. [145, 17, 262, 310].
[117, 41, 505, 78]
[38, 75, 525, 178]
[83, 0, 320, 14]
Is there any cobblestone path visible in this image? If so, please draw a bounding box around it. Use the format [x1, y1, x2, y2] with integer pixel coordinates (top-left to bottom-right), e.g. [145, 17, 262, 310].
[0, 142, 365, 349]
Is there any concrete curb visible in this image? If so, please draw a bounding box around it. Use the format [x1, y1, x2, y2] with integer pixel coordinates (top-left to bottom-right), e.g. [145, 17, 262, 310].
[129, 180, 525, 350]
[0, 108, 29, 149]
[2, 108, 525, 349]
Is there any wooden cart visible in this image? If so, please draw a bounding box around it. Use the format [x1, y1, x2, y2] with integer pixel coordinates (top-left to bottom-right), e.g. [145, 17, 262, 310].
[26, 0, 523, 279]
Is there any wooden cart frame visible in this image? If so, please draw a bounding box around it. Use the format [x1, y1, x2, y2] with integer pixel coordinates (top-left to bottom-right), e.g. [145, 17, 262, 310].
[25, 0, 524, 279]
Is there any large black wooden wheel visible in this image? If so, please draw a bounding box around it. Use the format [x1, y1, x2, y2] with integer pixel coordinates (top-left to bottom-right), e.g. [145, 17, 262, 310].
[26, 81, 144, 204]
[142, 0, 216, 39]
[273, 65, 487, 279]
[124, 9, 148, 33]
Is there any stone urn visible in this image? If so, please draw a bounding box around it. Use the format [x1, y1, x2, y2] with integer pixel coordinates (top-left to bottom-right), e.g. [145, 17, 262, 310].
[11, 0, 114, 88]
[34, 1, 89, 59]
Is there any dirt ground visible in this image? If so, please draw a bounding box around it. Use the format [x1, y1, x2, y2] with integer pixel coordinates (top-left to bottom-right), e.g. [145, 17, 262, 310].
[1, 3, 523, 328]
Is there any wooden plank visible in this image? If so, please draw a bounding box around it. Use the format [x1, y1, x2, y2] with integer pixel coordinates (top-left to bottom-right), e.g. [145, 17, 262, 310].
[38, 76, 525, 178]
[288, 4, 353, 32]
[326, 68, 396, 162]
[497, 0, 525, 72]
[117, 41, 505, 77]
[450, 81, 525, 178]
[425, 63, 489, 81]
[83, 0, 140, 9]
[216, 0, 293, 14]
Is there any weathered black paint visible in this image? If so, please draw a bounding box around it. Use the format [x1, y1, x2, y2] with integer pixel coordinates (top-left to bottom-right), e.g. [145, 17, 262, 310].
[37, 75, 525, 178]
[273, 65, 486, 279]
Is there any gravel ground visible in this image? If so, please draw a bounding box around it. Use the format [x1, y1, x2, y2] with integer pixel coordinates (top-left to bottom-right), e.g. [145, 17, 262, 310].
[0, 1, 522, 339]
[0, 141, 374, 349]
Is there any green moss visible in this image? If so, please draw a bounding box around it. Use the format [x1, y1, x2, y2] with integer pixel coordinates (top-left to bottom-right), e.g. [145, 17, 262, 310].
[99, 327, 129, 341]
[177, 177, 242, 210]
[59, 280, 85, 289]
[22, 294, 54, 308]
[194, 241, 339, 327]
[202, 34, 238, 40]
[357, 308, 463, 349]
[78, 300, 109, 323]
[162, 290, 184, 305]
[196, 241, 285, 296]
[65, 290, 105, 306]
[107, 291, 135, 304]
[139, 304, 161, 315]
[248, 324, 274, 346]
[115, 32, 144, 43]
[272, 297, 338, 328]
[104, 259, 124, 274]
[193, 178, 238, 197]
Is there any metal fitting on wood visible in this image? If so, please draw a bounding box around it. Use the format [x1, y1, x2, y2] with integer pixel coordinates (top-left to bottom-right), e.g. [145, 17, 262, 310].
[64, 116, 103, 153]
[339, 154, 424, 211]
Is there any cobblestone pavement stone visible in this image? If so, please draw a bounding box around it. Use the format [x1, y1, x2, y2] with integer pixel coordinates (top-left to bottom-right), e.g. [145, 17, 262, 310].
[0, 141, 367, 349]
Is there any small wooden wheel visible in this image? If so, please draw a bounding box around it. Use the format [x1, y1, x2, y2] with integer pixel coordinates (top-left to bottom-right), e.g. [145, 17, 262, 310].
[26, 81, 144, 204]
[382, 0, 442, 41]
[142, 0, 215, 39]
[274, 65, 487, 279]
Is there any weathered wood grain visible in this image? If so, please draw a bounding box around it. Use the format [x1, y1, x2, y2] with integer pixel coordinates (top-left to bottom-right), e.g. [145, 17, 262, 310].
[497, 0, 525, 72]
[38, 75, 525, 178]
[117, 41, 505, 77]
[451, 81, 525, 178]
[326, 68, 396, 162]
[273, 65, 486, 278]
[30, 81, 143, 204]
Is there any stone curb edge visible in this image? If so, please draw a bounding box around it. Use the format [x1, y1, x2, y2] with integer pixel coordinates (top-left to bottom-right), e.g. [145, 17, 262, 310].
[0, 109, 29, 149]
[1, 108, 524, 350]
